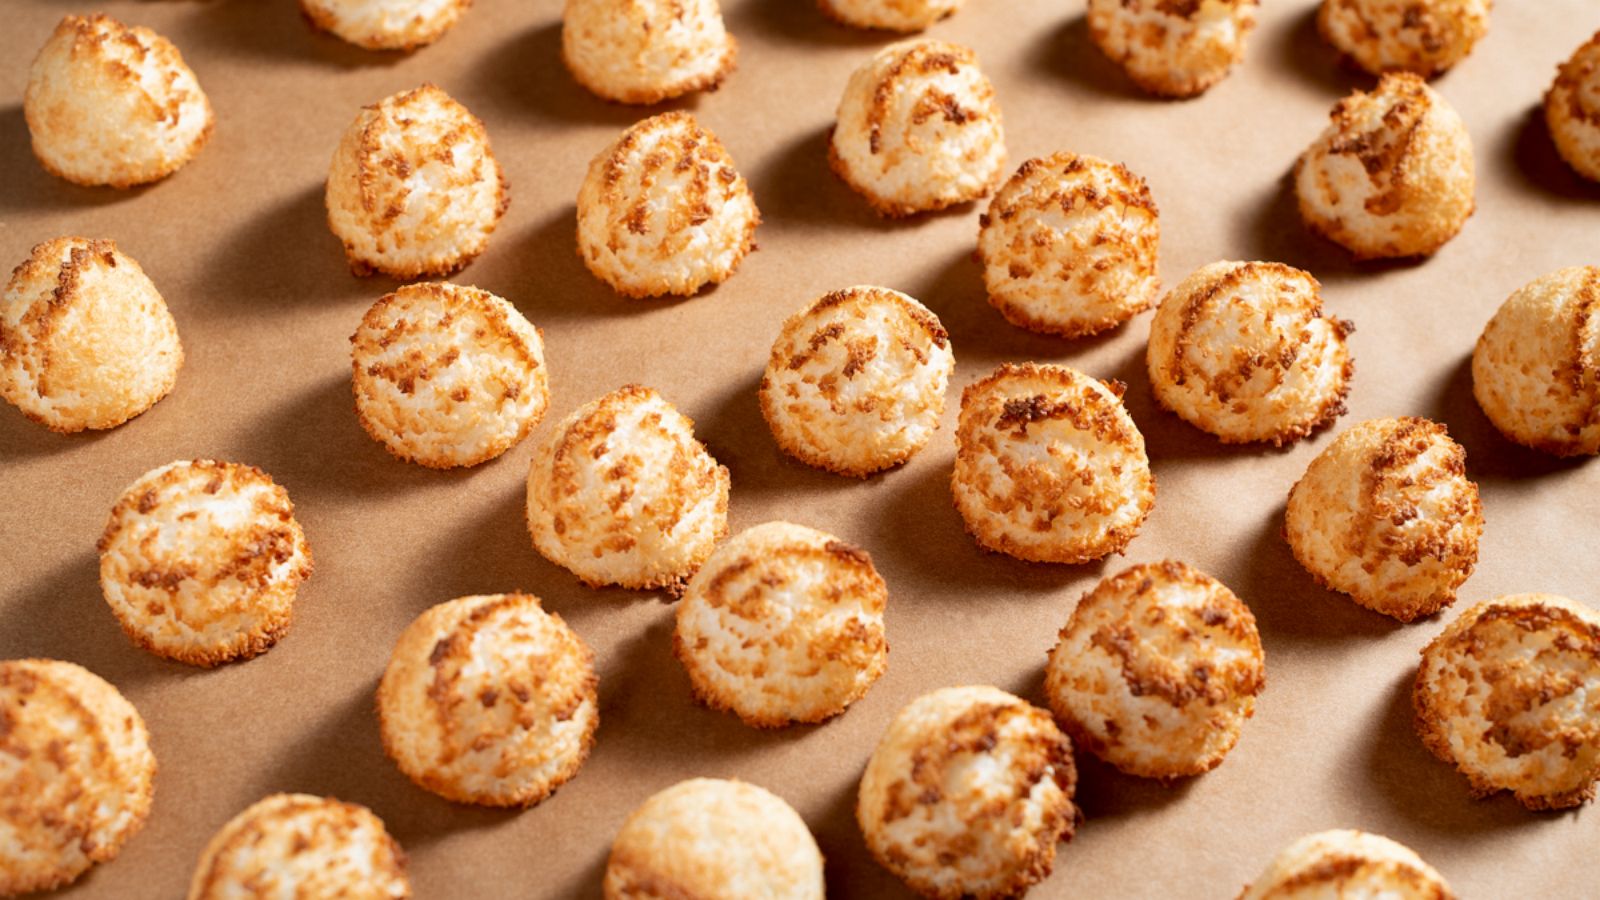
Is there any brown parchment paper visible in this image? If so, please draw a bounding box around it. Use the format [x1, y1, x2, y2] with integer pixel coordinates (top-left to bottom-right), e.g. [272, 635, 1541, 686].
[2, 1, 1597, 896]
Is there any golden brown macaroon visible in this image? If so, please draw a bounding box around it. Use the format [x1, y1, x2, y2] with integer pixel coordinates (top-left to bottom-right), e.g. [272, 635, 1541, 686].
[1295, 73, 1475, 260]
[1146, 260, 1355, 446]
[24, 14, 213, 188]
[1238, 830, 1456, 899]
[562, 0, 737, 104]
[0, 659, 156, 896]
[1087, 0, 1259, 98]
[952, 362, 1155, 564]
[1318, 0, 1490, 78]
[1, 237, 183, 433]
[188, 794, 410, 900]
[98, 459, 314, 666]
[1547, 30, 1600, 182]
[300, 0, 472, 51]
[1044, 561, 1265, 780]
[857, 686, 1077, 899]
[817, 0, 964, 32]
[1284, 417, 1482, 623]
[377, 593, 599, 807]
[1413, 593, 1600, 811]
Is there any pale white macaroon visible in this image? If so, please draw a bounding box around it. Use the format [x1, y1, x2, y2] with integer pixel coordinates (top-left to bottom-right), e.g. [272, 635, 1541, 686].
[830, 39, 1006, 217]
[301, 0, 472, 51]
[1284, 417, 1482, 623]
[759, 286, 954, 476]
[187, 794, 410, 900]
[1, 237, 183, 433]
[858, 686, 1078, 900]
[1414, 593, 1600, 811]
[326, 84, 508, 279]
[1239, 830, 1456, 899]
[0, 660, 156, 898]
[526, 385, 731, 591]
[350, 282, 549, 469]
[978, 152, 1161, 338]
[1472, 267, 1600, 456]
[1318, 0, 1490, 78]
[562, 0, 737, 104]
[1295, 73, 1474, 259]
[377, 593, 599, 807]
[604, 779, 824, 900]
[98, 459, 314, 666]
[1087, 0, 1259, 98]
[1147, 260, 1355, 446]
[817, 0, 964, 32]
[24, 14, 213, 187]
[576, 112, 760, 298]
[673, 522, 889, 727]
[1045, 561, 1265, 780]
[1546, 30, 1600, 183]
[952, 362, 1155, 565]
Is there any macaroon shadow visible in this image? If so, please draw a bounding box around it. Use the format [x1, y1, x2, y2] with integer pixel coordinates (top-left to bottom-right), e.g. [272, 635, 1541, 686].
[1238, 166, 1430, 282]
[487, 206, 685, 323]
[0, 408, 120, 460]
[750, 124, 903, 230]
[812, 772, 917, 899]
[0, 105, 154, 215]
[1270, 5, 1369, 97]
[1502, 102, 1600, 201]
[180, 0, 411, 68]
[1423, 353, 1590, 483]
[693, 370, 863, 500]
[1025, 14, 1148, 101]
[730, 0, 895, 49]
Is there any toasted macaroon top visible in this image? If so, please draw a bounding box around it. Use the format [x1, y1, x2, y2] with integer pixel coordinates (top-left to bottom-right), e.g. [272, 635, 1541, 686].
[188, 794, 410, 900]
[562, 0, 736, 104]
[1240, 830, 1456, 900]
[1086, 0, 1259, 98]
[1318, 0, 1489, 78]
[378, 593, 599, 807]
[817, 0, 964, 32]
[1546, 31, 1600, 181]
[300, 0, 471, 51]
[604, 778, 824, 900]
[576, 112, 760, 299]
[0, 659, 156, 898]
[858, 685, 1077, 900]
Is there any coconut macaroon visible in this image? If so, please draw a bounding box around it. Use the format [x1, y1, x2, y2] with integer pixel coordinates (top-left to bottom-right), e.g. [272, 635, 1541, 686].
[858, 686, 1077, 899]
[300, 0, 471, 51]
[1239, 830, 1456, 900]
[817, 0, 964, 32]
[188, 794, 411, 900]
[1414, 593, 1600, 811]
[1044, 561, 1265, 780]
[674, 522, 889, 728]
[759, 286, 954, 476]
[1086, 0, 1259, 98]
[1284, 417, 1482, 623]
[98, 460, 314, 666]
[526, 385, 730, 591]
[378, 593, 599, 807]
[1295, 73, 1475, 260]
[604, 779, 824, 900]
[952, 362, 1155, 565]
[326, 84, 508, 279]
[562, 0, 736, 104]
[1318, 0, 1490, 78]
[350, 282, 549, 468]
[830, 39, 1006, 217]
[978, 153, 1160, 338]
[1547, 32, 1600, 184]
[1147, 261, 1355, 446]
[1, 237, 183, 433]
[576, 112, 760, 299]
[24, 14, 213, 188]
[1472, 267, 1600, 456]
[0, 660, 156, 896]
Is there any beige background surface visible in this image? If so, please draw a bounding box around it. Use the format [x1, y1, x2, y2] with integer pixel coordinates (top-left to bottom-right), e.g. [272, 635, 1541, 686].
[2, 1, 1597, 897]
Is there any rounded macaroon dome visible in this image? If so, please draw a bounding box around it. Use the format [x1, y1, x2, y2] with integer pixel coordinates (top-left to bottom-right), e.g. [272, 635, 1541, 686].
[1, 237, 183, 434]
[526, 385, 731, 591]
[0, 659, 156, 897]
[1472, 266, 1600, 457]
[1044, 560, 1265, 780]
[1086, 0, 1259, 98]
[1295, 73, 1475, 260]
[830, 39, 1007, 217]
[858, 685, 1078, 900]
[978, 152, 1161, 339]
[300, 0, 472, 51]
[562, 0, 736, 104]
[187, 794, 411, 900]
[952, 362, 1155, 565]
[350, 282, 549, 469]
[1284, 417, 1483, 623]
[817, 0, 964, 32]
[1414, 593, 1600, 811]
[326, 84, 508, 279]
[1547, 31, 1600, 183]
[98, 459, 314, 666]
[24, 14, 213, 188]
[378, 593, 599, 807]
[673, 522, 889, 728]
[576, 112, 760, 299]
[1318, 0, 1490, 78]
[759, 286, 954, 477]
[604, 779, 824, 900]
[1239, 830, 1456, 900]
[1147, 260, 1355, 446]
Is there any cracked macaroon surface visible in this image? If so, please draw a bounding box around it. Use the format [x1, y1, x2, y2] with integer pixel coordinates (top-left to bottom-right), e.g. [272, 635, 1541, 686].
[1238, 830, 1457, 899]
[817, 0, 964, 32]
[300, 0, 472, 51]
[1547, 30, 1600, 182]
[188, 794, 410, 900]
[1086, 0, 1259, 98]
[1318, 0, 1490, 78]
[562, 0, 736, 104]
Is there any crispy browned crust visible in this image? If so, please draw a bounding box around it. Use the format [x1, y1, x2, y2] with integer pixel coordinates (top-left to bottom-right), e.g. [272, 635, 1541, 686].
[298, 0, 473, 51]
[562, 30, 738, 106]
[1240, 851, 1458, 900]
[1545, 31, 1600, 182]
[1315, 0, 1487, 79]
[814, 0, 958, 32]
[188, 794, 411, 899]
[1086, 0, 1260, 99]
